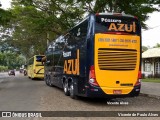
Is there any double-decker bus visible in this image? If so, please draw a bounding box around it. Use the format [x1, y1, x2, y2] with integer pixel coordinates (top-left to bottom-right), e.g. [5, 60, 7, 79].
[27, 55, 45, 79]
[43, 13, 141, 99]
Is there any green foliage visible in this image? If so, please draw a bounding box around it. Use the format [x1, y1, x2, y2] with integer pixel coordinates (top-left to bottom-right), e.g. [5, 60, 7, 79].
[0, 52, 25, 69]
[82, 0, 160, 29]
[10, 6, 48, 57]
[0, 0, 160, 58]
[0, 8, 12, 26]
[153, 43, 160, 48]
[6, 0, 86, 57]
[0, 66, 8, 72]
[142, 78, 160, 83]
[142, 46, 149, 51]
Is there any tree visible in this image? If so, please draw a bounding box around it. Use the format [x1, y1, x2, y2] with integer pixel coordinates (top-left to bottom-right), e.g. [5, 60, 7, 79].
[10, 6, 49, 57]
[10, 0, 160, 30]
[6, 0, 85, 57]
[142, 46, 149, 52]
[1, 0, 160, 58]
[153, 43, 160, 48]
[0, 51, 25, 69]
[83, 0, 160, 29]
[0, 5, 12, 26]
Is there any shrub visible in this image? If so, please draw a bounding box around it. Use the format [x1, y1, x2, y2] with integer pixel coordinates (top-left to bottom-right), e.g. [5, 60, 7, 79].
[154, 73, 160, 78]
[142, 73, 145, 79]
[0, 66, 8, 72]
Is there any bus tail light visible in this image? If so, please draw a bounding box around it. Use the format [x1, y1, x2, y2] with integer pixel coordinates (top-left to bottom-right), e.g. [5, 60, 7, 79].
[135, 71, 141, 86]
[138, 70, 142, 79]
[89, 65, 99, 86]
[95, 13, 99, 16]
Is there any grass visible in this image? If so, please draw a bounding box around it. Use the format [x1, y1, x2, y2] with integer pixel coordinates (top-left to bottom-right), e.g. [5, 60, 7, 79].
[142, 78, 160, 83]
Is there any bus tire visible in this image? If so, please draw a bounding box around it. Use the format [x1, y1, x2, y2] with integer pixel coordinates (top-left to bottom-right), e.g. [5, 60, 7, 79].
[63, 80, 70, 96]
[69, 81, 77, 99]
[45, 75, 49, 86]
[48, 76, 54, 87]
[131, 90, 140, 97]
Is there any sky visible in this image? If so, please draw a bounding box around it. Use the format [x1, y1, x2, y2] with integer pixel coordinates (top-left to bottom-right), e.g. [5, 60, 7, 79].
[142, 11, 160, 47]
[1, 0, 160, 47]
[0, 0, 11, 9]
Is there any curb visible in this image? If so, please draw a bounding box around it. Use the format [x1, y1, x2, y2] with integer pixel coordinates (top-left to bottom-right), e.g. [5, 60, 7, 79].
[140, 93, 160, 99]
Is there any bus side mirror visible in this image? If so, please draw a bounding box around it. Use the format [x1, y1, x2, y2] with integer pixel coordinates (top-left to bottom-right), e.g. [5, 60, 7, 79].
[46, 60, 50, 64]
[41, 56, 46, 62]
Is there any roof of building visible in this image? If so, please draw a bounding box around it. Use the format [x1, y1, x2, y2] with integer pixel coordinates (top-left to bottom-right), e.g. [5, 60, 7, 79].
[142, 48, 160, 58]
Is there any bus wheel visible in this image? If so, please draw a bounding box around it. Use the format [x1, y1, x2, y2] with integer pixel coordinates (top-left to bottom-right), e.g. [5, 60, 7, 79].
[45, 75, 49, 86]
[63, 80, 69, 96]
[69, 81, 77, 99]
[48, 76, 54, 87]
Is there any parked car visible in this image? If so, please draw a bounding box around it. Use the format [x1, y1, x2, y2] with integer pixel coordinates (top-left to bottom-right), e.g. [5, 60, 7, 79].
[8, 70, 15, 76]
[19, 68, 23, 73]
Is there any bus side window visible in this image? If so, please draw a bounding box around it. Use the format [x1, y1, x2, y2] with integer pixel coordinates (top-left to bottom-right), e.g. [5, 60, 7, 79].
[55, 36, 65, 51]
[47, 42, 55, 53]
[65, 33, 75, 50]
[73, 19, 88, 48]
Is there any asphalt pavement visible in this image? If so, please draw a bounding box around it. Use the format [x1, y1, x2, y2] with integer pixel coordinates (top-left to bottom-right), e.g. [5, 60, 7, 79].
[0, 72, 160, 120]
[0, 72, 160, 99]
[0, 72, 8, 83]
[141, 82, 160, 99]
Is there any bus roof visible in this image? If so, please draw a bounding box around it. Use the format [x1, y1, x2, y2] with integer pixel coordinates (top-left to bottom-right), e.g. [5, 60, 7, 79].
[96, 12, 135, 18]
[47, 12, 137, 46]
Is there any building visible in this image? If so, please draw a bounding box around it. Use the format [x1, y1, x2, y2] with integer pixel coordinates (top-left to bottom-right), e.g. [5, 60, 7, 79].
[142, 48, 160, 77]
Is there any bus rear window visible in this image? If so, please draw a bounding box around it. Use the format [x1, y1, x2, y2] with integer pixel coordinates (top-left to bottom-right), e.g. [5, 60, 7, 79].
[95, 15, 141, 35]
[36, 56, 44, 62]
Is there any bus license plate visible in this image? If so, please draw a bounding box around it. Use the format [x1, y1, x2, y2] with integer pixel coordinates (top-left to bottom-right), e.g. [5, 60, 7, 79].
[113, 90, 122, 94]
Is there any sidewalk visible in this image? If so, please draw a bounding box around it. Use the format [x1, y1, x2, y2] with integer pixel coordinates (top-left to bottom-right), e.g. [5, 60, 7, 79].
[140, 82, 160, 99]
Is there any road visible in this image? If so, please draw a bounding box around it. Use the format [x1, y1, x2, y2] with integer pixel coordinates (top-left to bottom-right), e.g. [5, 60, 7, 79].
[0, 72, 8, 83]
[0, 72, 160, 120]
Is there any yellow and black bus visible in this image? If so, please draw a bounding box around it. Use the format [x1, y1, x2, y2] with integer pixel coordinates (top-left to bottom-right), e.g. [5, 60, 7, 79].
[43, 13, 141, 99]
[27, 55, 45, 79]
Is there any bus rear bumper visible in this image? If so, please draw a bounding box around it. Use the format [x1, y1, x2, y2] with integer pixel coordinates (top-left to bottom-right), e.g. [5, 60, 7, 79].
[85, 84, 141, 98]
[34, 74, 44, 79]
